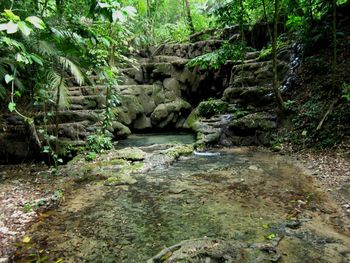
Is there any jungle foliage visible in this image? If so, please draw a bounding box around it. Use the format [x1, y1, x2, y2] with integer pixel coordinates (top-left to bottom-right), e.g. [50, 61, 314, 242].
[0, 0, 349, 158]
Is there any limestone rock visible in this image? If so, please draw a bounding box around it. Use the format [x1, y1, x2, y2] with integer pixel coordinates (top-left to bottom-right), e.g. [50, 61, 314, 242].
[110, 121, 131, 139]
[222, 86, 273, 106]
[133, 114, 152, 130]
[220, 112, 277, 146]
[151, 99, 191, 128]
[147, 238, 280, 263]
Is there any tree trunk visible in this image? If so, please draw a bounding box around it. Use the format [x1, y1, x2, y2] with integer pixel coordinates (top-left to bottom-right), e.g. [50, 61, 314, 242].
[332, 0, 337, 90]
[184, 0, 195, 35]
[55, 0, 64, 14]
[55, 75, 63, 154]
[262, 0, 273, 43]
[272, 0, 285, 116]
[146, 0, 151, 18]
[307, 0, 314, 25]
[239, 0, 245, 88]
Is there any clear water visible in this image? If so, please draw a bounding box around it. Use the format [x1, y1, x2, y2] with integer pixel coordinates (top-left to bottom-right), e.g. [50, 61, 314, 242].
[115, 132, 196, 148]
[14, 145, 350, 262]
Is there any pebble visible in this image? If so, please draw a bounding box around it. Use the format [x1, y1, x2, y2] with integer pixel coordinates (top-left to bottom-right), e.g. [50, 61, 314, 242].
[248, 165, 259, 171]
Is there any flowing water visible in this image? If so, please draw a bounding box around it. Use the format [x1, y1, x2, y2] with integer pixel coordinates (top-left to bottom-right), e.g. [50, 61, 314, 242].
[14, 134, 350, 262]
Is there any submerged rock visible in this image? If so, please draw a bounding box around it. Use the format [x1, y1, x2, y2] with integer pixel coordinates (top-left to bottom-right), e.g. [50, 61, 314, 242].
[147, 238, 281, 263]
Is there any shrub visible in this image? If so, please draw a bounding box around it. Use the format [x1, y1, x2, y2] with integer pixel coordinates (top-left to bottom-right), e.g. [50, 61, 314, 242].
[86, 134, 113, 154]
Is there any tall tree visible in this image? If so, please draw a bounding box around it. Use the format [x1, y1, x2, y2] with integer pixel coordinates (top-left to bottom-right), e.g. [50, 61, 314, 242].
[184, 0, 195, 34]
[332, 0, 337, 91]
[239, 0, 245, 88]
[56, 0, 64, 15]
[272, 0, 285, 116]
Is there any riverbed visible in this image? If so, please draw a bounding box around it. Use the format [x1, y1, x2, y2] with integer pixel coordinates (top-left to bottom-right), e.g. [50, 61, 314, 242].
[2, 134, 349, 262]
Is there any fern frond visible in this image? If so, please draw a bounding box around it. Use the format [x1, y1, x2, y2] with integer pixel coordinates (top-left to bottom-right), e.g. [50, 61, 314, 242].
[58, 56, 84, 85]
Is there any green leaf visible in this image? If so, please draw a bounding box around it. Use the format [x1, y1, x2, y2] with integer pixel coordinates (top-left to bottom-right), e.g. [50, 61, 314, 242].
[18, 21, 32, 36]
[14, 91, 21, 97]
[262, 223, 269, 229]
[42, 146, 50, 153]
[22, 236, 31, 243]
[0, 23, 8, 31]
[8, 102, 16, 112]
[112, 10, 126, 23]
[266, 233, 276, 240]
[3, 9, 20, 21]
[122, 6, 137, 17]
[25, 16, 45, 29]
[6, 21, 18, 34]
[30, 54, 43, 66]
[5, 74, 14, 84]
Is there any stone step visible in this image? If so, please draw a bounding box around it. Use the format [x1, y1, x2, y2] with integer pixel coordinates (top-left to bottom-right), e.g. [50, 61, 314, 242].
[231, 61, 270, 72]
[222, 86, 273, 106]
[152, 39, 225, 59]
[35, 110, 103, 124]
[38, 121, 98, 140]
[139, 55, 189, 64]
[67, 89, 83, 96]
[245, 51, 260, 60]
[68, 86, 106, 96]
[69, 104, 84, 110]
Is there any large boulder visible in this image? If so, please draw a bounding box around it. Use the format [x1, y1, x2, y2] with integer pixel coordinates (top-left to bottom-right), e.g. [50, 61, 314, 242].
[222, 86, 273, 106]
[109, 121, 131, 139]
[220, 112, 277, 146]
[116, 94, 144, 125]
[151, 99, 191, 129]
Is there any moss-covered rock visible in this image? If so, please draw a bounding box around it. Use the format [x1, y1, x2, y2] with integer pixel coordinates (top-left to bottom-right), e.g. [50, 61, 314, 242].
[229, 112, 276, 132]
[151, 99, 191, 128]
[113, 147, 146, 161]
[184, 108, 200, 129]
[164, 144, 194, 159]
[222, 86, 272, 106]
[109, 121, 131, 139]
[197, 99, 228, 118]
[104, 174, 137, 186]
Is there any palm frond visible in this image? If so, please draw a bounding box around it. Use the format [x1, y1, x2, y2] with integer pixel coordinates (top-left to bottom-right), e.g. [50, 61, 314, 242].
[47, 70, 70, 109]
[37, 40, 59, 56]
[0, 65, 7, 80]
[0, 84, 6, 100]
[51, 27, 84, 46]
[14, 77, 26, 92]
[58, 56, 84, 86]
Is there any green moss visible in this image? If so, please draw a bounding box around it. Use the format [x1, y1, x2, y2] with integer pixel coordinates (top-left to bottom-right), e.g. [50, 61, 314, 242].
[165, 144, 194, 159]
[197, 99, 228, 118]
[184, 109, 199, 129]
[114, 148, 146, 161]
[104, 173, 137, 186]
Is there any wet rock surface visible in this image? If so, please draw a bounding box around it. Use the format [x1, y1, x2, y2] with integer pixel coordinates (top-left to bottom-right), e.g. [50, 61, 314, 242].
[147, 238, 281, 263]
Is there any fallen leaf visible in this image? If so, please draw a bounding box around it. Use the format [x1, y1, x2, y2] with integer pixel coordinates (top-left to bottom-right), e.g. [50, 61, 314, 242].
[22, 236, 31, 243]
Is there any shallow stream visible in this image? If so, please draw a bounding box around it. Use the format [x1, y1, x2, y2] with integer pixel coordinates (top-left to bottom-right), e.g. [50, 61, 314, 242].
[14, 134, 350, 262]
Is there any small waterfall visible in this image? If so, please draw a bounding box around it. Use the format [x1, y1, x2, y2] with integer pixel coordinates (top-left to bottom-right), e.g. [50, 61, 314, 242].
[280, 43, 304, 93]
